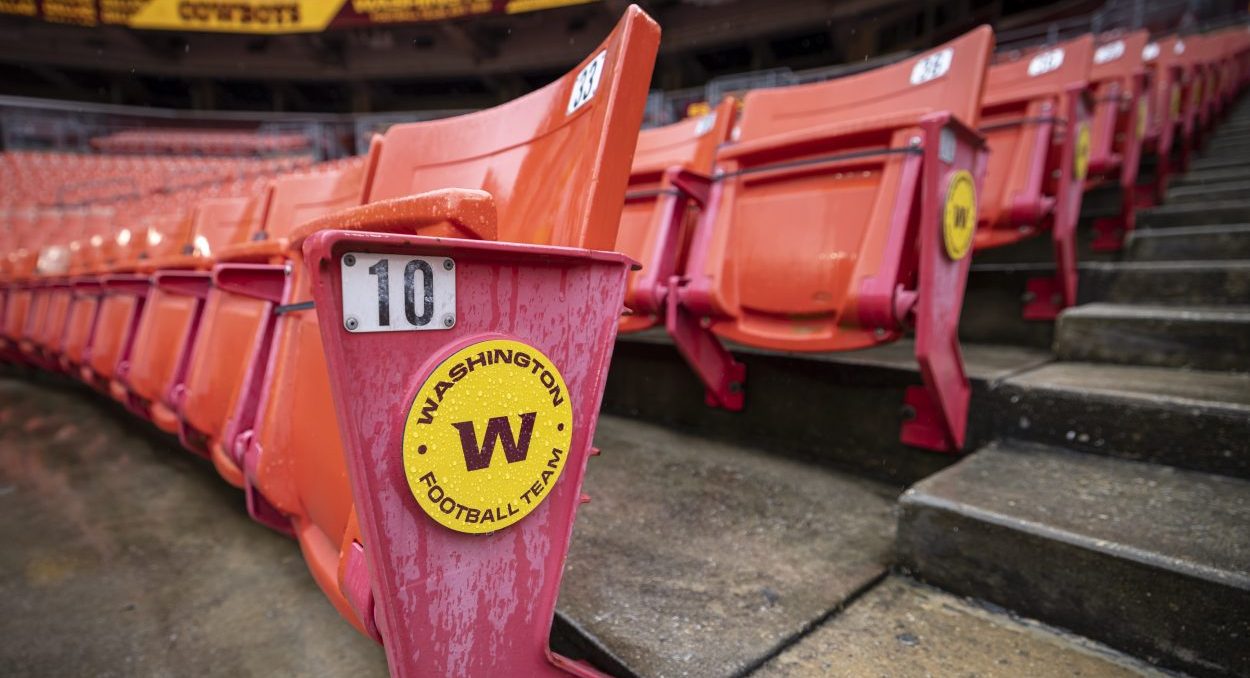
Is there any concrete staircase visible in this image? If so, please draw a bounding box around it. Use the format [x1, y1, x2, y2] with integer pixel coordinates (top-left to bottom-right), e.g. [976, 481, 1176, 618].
[896, 98, 1250, 677]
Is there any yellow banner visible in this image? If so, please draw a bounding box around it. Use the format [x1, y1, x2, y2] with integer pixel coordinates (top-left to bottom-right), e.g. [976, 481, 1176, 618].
[0, 0, 599, 32]
[128, 0, 344, 33]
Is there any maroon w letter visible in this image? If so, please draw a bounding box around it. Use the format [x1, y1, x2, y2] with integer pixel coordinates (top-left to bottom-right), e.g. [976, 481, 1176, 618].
[452, 412, 537, 472]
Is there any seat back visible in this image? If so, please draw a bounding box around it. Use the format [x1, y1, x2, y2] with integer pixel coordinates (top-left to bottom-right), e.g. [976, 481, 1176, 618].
[364, 13, 659, 251]
[684, 25, 993, 351]
[976, 34, 1093, 241]
[617, 97, 736, 331]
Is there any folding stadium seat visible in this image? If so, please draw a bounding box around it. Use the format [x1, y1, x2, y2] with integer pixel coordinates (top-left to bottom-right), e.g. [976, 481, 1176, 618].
[3, 209, 61, 361]
[975, 34, 1093, 320]
[1083, 30, 1151, 251]
[119, 195, 259, 432]
[177, 159, 369, 488]
[85, 210, 193, 394]
[655, 27, 992, 452]
[29, 207, 113, 363]
[60, 202, 150, 377]
[615, 97, 736, 333]
[1140, 35, 1189, 204]
[232, 8, 658, 674]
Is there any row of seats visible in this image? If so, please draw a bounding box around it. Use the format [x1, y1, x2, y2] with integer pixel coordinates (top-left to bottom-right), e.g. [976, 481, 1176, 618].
[0, 152, 314, 209]
[89, 128, 312, 155]
[616, 22, 1250, 452]
[1, 7, 1247, 676]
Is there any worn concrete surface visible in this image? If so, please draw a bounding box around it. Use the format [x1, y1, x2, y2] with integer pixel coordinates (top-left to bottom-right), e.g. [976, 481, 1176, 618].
[0, 377, 388, 678]
[897, 442, 1250, 677]
[604, 333, 1050, 484]
[561, 416, 897, 677]
[985, 361, 1250, 478]
[1054, 303, 1250, 371]
[1136, 201, 1250, 229]
[1078, 260, 1250, 306]
[755, 577, 1170, 678]
[1125, 224, 1250, 261]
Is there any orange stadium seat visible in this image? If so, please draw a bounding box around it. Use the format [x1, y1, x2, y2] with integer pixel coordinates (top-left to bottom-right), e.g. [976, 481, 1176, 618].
[38, 208, 113, 351]
[85, 211, 193, 395]
[234, 9, 658, 669]
[1141, 35, 1189, 203]
[178, 159, 368, 490]
[1086, 30, 1151, 251]
[120, 195, 258, 433]
[975, 34, 1093, 319]
[616, 97, 736, 333]
[666, 26, 992, 450]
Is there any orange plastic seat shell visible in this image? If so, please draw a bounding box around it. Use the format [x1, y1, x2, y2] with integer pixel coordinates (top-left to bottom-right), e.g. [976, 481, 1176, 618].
[617, 98, 736, 332]
[246, 7, 658, 637]
[87, 213, 192, 387]
[975, 34, 1094, 247]
[180, 161, 369, 486]
[688, 26, 993, 352]
[124, 196, 256, 433]
[1086, 30, 1150, 179]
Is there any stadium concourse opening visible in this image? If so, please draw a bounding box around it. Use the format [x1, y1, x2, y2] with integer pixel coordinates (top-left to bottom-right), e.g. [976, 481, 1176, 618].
[2, 1, 1249, 677]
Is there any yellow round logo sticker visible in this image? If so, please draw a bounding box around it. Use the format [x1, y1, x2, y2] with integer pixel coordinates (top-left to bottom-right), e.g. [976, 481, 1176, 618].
[1136, 96, 1148, 140]
[401, 338, 573, 534]
[942, 170, 977, 261]
[1074, 122, 1091, 182]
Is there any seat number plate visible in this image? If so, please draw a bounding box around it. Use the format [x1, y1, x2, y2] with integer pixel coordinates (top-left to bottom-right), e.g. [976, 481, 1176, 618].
[341, 252, 455, 333]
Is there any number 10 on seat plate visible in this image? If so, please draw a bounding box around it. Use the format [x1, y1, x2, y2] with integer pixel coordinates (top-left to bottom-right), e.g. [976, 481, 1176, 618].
[340, 252, 456, 333]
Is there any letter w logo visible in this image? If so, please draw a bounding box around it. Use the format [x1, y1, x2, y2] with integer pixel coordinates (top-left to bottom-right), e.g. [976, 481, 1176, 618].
[452, 412, 537, 472]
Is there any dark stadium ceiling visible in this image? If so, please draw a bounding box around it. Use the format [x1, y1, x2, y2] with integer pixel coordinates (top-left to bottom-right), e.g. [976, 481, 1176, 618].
[0, 0, 1101, 112]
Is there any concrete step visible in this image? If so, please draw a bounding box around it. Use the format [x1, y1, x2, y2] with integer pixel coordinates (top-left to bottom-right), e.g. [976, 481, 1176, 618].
[0, 377, 389, 677]
[984, 361, 1250, 477]
[897, 442, 1250, 677]
[1055, 303, 1250, 372]
[1079, 260, 1250, 306]
[1170, 165, 1250, 188]
[1167, 179, 1250, 204]
[1191, 154, 1250, 172]
[756, 577, 1172, 677]
[1196, 142, 1250, 163]
[602, 334, 1051, 484]
[1125, 223, 1250, 261]
[1137, 201, 1250, 229]
[560, 415, 897, 677]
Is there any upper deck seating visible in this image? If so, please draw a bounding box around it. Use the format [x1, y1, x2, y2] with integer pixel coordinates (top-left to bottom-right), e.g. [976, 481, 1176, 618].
[664, 26, 993, 451]
[616, 98, 737, 333]
[975, 34, 1093, 319]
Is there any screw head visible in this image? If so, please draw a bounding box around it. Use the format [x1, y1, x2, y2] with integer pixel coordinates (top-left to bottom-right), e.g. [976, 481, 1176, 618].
[443, 258, 454, 270]
[442, 314, 455, 328]
[343, 254, 356, 267]
[345, 316, 359, 331]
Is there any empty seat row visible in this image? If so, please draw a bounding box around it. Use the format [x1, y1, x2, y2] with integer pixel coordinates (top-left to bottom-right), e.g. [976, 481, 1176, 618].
[89, 128, 312, 155]
[2, 8, 1248, 677]
[615, 23, 1250, 453]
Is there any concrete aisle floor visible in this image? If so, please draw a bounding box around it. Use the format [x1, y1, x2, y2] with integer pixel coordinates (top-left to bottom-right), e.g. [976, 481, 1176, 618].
[0, 376, 387, 677]
[0, 374, 1174, 677]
